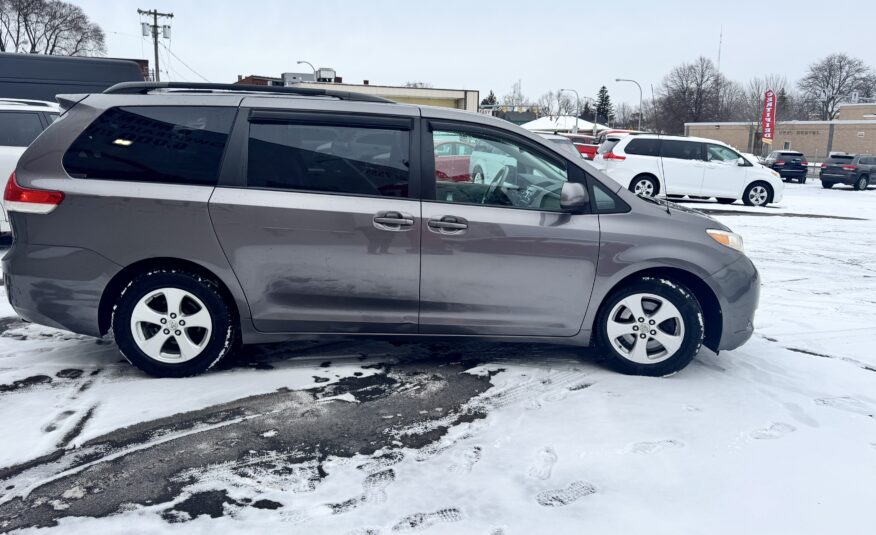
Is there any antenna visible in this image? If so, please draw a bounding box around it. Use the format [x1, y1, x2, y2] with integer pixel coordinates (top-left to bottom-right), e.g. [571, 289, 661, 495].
[717, 25, 723, 71]
[650, 83, 660, 134]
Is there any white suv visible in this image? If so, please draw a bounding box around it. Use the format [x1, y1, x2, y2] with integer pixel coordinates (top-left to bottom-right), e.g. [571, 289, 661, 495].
[593, 134, 784, 207]
[0, 99, 60, 233]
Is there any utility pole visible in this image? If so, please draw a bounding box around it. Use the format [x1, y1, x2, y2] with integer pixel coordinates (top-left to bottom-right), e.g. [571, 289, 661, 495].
[138, 8, 173, 81]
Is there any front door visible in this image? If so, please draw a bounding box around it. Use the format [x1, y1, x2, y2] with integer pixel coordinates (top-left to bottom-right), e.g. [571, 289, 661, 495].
[209, 110, 422, 333]
[659, 140, 705, 196]
[418, 121, 600, 337]
[703, 143, 746, 198]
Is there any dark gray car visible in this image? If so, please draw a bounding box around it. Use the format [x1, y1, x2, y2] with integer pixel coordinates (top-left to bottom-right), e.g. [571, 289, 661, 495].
[3, 82, 759, 378]
[820, 154, 875, 190]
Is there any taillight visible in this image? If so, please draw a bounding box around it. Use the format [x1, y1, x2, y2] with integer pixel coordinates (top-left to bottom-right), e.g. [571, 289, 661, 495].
[603, 151, 626, 161]
[774, 160, 785, 166]
[842, 165, 858, 171]
[820, 163, 828, 169]
[801, 161, 809, 166]
[4, 172, 64, 214]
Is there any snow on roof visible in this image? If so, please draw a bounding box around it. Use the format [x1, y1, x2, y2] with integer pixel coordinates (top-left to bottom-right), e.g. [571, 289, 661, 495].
[520, 115, 608, 132]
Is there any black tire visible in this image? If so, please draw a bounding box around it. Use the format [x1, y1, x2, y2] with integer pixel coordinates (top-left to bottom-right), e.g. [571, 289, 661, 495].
[629, 175, 659, 197]
[798, 176, 807, 184]
[472, 166, 485, 184]
[716, 198, 736, 204]
[595, 277, 704, 377]
[742, 181, 772, 207]
[854, 175, 869, 191]
[112, 270, 237, 378]
[821, 181, 834, 189]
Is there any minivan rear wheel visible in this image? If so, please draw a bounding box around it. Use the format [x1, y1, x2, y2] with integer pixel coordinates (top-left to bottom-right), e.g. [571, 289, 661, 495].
[630, 175, 658, 197]
[113, 270, 236, 377]
[596, 277, 704, 376]
[742, 181, 772, 207]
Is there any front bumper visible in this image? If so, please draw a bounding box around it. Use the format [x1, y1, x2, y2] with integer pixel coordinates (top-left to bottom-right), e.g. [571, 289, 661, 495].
[3, 244, 120, 337]
[707, 255, 760, 351]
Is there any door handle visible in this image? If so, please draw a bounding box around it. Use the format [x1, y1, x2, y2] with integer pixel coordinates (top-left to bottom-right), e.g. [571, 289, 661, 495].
[427, 216, 468, 234]
[373, 211, 414, 231]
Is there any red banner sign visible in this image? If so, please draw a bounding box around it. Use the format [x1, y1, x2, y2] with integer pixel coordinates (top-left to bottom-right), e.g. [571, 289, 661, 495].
[761, 89, 776, 145]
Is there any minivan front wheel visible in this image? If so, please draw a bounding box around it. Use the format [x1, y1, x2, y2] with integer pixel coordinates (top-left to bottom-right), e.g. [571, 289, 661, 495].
[630, 175, 658, 197]
[596, 277, 704, 376]
[743, 182, 772, 207]
[113, 270, 236, 377]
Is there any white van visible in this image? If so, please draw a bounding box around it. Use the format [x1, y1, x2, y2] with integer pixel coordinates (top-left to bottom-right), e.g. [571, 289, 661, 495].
[593, 134, 784, 207]
[0, 99, 60, 233]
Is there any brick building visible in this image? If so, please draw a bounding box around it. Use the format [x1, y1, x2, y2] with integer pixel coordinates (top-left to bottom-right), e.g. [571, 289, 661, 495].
[685, 103, 876, 160]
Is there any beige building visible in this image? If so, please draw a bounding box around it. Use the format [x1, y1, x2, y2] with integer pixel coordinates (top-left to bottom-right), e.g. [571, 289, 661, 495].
[234, 74, 479, 112]
[686, 103, 876, 160]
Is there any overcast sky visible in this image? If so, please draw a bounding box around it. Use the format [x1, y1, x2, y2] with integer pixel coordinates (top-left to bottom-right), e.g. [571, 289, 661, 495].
[73, 0, 876, 105]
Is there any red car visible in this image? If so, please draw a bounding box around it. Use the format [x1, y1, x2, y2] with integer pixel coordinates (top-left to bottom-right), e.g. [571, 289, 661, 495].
[434, 140, 475, 182]
[561, 133, 599, 160]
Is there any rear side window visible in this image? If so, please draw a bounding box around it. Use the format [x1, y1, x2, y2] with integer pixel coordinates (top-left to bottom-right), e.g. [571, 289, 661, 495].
[247, 123, 410, 198]
[597, 138, 621, 154]
[0, 111, 44, 147]
[660, 140, 703, 161]
[63, 106, 236, 185]
[624, 138, 660, 157]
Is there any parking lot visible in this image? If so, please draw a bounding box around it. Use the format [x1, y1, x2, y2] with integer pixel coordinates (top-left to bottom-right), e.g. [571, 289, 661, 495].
[0, 180, 873, 534]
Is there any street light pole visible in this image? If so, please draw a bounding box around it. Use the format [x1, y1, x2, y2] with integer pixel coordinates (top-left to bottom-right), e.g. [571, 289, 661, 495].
[616, 78, 643, 131]
[297, 60, 317, 82]
[559, 88, 580, 133]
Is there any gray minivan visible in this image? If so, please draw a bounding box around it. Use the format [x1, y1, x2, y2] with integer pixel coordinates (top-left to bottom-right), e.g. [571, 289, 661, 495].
[3, 82, 759, 378]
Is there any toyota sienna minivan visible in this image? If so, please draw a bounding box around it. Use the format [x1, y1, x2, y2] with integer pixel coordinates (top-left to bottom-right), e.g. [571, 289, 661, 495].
[3, 82, 760, 378]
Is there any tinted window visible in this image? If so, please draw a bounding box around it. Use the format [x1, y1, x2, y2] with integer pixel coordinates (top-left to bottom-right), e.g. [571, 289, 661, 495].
[660, 140, 703, 160]
[779, 152, 803, 159]
[0, 111, 44, 147]
[625, 138, 660, 157]
[597, 138, 621, 154]
[432, 130, 567, 211]
[248, 123, 410, 198]
[827, 155, 854, 163]
[63, 106, 235, 185]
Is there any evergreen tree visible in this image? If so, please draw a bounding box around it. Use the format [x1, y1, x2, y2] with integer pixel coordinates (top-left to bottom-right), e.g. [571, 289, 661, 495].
[481, 90, 498, 107]
[595, 86, 615, 124]
[580, 101, 594, 120]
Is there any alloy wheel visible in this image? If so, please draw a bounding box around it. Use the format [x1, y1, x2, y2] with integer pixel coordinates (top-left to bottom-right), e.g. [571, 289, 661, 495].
[605, 293, 685, 364]
[129, 287, 212, 363]
[748, 185, 769, 206]
[633, 179, 655, 197]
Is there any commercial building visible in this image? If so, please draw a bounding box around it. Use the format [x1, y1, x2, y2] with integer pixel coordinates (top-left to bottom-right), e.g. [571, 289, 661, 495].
[685, 103, 876, 160]
[234, 72, 479, 112]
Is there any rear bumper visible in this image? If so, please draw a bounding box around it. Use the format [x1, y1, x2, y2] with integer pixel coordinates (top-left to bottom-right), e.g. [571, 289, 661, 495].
[819, 173, 855, 184]
[707, 255, 760, 352]
[777, 168, 807, 177]
[3, 244, 120, 337]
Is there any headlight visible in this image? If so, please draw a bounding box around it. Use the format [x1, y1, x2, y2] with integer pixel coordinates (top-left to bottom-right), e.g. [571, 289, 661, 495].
[771, 170, 780, 178]
[707, 229, 744, 252]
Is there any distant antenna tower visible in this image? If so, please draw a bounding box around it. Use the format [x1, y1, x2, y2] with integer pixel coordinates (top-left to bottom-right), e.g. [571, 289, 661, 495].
[717, 25, 723, 71]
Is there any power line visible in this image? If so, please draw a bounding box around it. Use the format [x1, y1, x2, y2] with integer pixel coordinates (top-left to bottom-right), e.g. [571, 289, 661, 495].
[159, 42, 209, 82]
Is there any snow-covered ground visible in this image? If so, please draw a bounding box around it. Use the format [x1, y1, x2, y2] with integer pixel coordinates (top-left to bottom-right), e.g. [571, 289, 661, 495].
[1, 180, 875, 535]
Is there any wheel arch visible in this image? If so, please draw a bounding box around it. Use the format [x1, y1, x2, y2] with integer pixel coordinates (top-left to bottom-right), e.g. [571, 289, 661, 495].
[98, 257, 242, 336]
[593, 266, 722, 352]
[745, 180, 774, 204]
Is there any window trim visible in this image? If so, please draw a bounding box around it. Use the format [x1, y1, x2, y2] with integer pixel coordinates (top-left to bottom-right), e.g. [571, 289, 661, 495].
[422, 119, 586, 214]
[222, 109, 420, 200]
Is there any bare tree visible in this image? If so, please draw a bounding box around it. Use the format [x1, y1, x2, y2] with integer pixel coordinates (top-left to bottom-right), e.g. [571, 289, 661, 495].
[657, 57, 729, 134]
[0, 0, 105, 55]
[502, 80, 528, 108]
[536, 89, 576, 118]
[798, 53, 873, 119]
[404, 81, 433, 89]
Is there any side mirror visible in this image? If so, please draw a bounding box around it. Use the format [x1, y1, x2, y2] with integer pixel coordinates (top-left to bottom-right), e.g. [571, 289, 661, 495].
[561, 182, 589, 213]
[737, 157, 747, 166]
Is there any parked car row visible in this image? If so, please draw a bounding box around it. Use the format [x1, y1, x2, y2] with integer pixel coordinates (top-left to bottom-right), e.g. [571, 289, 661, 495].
[819, 153, 875, 190]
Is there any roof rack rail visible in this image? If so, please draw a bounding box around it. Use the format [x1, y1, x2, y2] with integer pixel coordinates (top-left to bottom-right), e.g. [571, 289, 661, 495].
[103, 81, 394, 104]
[0, 98, 55, 107]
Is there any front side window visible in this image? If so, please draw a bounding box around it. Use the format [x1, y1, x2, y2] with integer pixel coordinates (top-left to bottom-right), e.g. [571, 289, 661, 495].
[431, 130, 567, 211]
[706, 144, 740, 162]
[247, 123, 410, 198]
[63, 106, 235, 185]
[660, 140, 703, 161]
[0, 111, 44, 147]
